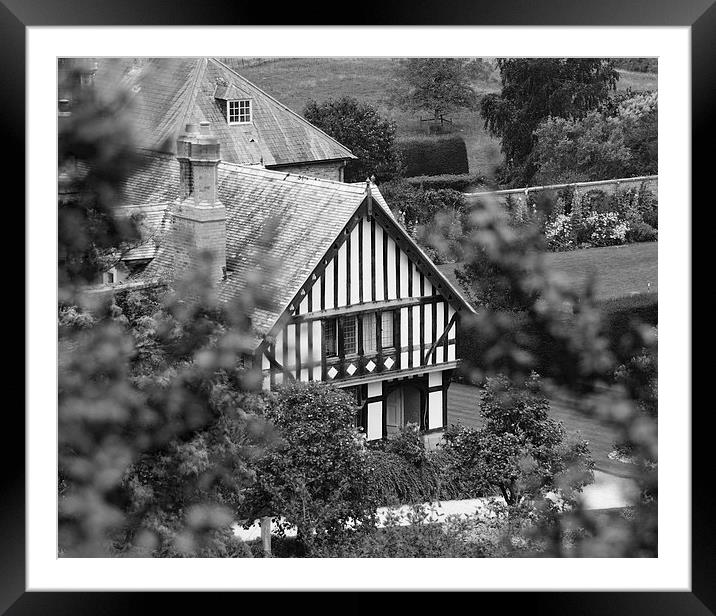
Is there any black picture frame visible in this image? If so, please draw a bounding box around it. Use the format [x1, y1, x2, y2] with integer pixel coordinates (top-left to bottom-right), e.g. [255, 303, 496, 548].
[8, 0, 704, 612]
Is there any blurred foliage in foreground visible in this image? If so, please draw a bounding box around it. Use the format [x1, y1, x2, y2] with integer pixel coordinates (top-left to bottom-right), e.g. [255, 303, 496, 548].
[58, 59, 657, 559]
[58, 63, 276, 557]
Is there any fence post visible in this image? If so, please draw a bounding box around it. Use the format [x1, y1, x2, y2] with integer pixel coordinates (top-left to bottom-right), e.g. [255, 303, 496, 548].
[260, 516, 272, 557]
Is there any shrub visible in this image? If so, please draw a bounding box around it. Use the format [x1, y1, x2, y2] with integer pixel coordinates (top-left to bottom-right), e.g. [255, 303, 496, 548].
[544, 214, 576, 251]
[313, 505, 503, 558]
[364, 423, 486, 505]
[380, 179, 468, 263]
[581, 189, 611, 214]
[383, 422, 428, 465]
[580, 211, 630, 246]
[366, 450, 454, 506]
[626, 220, 657, 243]
[398, 134, 469, 177]
[405, 172, 486, 191]
[637, 186, 658, 228]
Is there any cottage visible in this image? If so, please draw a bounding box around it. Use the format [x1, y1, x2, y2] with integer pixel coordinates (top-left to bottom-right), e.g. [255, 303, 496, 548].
[69, 58, 475, 440]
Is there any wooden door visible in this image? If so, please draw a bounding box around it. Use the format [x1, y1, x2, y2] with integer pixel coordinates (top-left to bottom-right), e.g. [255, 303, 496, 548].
[386, 388, 403, 435]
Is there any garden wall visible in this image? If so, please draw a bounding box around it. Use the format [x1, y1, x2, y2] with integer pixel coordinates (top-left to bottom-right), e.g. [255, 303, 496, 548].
[464, 175, 658, 210]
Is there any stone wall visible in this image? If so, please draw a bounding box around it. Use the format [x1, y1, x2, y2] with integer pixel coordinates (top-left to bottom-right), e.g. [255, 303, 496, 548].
[464, 175, 658, 209]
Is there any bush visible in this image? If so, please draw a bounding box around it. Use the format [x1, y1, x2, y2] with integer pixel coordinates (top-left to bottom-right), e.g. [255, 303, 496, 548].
[637, 187, 658, 228]
[312, 506, 501, 558]
[380, 180, 468, 263]
[626, 220, 658, 243]
[364, 423, 486, 505]
[580, 211, 630, 246]
[539, 184, 660, 251]
[398, 134, 469, 177]
[383, 422, 428, 465]
[366, 450, 453, 505]
[544, 214, 576, 251]
[581, 189, 611, 214]
[405, 172, 486, 191]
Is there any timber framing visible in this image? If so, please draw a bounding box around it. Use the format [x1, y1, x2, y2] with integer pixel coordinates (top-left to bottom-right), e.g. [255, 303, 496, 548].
[256, 194, 474, 356]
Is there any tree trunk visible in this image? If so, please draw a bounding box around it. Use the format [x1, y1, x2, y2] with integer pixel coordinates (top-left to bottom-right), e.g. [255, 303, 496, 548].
[260, 516, 272, 557]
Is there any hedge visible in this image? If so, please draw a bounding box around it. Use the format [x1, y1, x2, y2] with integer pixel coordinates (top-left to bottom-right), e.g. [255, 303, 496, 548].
[398, 134, 469, 177]
[456, 292, 657, 381]
[405, 172, 486, 192]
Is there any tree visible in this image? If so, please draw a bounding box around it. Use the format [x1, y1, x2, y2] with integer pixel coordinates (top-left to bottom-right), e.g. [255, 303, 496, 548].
[532, 91, 658, 185]
[303, 97, 402, 182]
[480, 59, 619, 185]
[391, 58, 480, 124]
[241, 381, 375, 555]
[442, 373, 593, 507]
[58, 60, 273, 557]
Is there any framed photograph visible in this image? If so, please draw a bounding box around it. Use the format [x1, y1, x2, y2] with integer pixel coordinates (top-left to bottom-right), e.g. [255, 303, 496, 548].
[11, 0, 704, 611]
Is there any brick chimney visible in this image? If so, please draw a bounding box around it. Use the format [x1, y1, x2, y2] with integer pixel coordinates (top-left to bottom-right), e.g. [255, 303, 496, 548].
[173, 121, 227, 283]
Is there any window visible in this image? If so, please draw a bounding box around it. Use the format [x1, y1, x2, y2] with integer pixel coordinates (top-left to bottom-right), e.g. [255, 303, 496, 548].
[227, 99, 251, 124]
[362, 313, 377, 354]
[381, 311, 395, 348]
[342, 315, 358, 355]
[324, 319, 337, 357]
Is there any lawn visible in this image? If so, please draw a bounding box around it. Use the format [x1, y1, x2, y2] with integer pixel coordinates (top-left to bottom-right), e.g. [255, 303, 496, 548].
[438, 241, 658, 303]
[229, 58, 657, 180]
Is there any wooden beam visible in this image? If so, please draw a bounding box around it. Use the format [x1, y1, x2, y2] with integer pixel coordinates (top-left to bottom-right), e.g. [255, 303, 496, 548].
[264, 347, 295, 382]
[423, 311, 458, 366]
[287, 295, 442, 324]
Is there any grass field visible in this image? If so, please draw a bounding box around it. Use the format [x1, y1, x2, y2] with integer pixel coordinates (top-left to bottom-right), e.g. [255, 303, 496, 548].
[234, 58, 657, 179]
[438, 241, 657, 303]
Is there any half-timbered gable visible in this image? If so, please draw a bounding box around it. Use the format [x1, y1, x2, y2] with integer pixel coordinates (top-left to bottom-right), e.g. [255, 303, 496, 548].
[250, 186, 474, 440]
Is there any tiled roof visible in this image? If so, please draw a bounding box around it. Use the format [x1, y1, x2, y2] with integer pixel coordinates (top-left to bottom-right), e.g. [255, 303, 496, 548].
[93, 58, 356, 168]
[127, 154, 379, 335]
[122, 152, 473, 344]
[115, 203, 171, 261]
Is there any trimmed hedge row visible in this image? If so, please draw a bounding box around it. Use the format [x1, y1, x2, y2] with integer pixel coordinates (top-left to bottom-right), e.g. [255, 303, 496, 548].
[405, 172, 486, 192]
[398, 134, 469, 177]
[456, 292, 657, 382]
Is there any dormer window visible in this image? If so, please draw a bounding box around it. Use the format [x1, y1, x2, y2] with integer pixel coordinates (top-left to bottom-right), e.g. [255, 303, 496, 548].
[227, 99, 251, 124]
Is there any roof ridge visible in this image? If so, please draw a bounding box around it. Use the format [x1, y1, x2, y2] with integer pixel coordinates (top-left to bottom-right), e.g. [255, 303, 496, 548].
[179, 58, 208, 130]
[210, 58, 356, 161]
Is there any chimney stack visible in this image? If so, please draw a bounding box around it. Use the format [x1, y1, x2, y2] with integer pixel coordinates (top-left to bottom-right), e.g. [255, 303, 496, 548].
[173, 122, 227, 284]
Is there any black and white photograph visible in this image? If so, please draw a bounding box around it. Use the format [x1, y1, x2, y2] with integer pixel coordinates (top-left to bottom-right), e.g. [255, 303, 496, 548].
[56, 54, 660, 559]
[12, 9, 700, 604]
